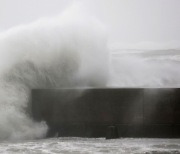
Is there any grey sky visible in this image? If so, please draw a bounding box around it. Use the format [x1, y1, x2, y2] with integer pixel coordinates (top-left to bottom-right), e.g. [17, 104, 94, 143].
[0, 0, 180, 44]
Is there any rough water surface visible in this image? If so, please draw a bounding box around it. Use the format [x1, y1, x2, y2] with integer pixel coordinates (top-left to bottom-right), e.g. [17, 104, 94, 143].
[0, 138, 180, 154]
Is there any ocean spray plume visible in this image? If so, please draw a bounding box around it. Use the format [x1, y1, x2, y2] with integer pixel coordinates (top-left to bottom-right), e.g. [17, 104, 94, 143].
[0, 6, 109, 140]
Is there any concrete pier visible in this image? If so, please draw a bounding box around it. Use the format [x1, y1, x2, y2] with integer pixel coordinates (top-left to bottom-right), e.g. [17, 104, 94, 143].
[31, 88, 180, 138]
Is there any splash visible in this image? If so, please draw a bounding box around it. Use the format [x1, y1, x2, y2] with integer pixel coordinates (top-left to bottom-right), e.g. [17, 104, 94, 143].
[0, 5, 109, 140]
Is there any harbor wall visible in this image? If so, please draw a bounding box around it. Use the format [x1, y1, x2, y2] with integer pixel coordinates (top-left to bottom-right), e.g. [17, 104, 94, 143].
[31, 88, 180, 138]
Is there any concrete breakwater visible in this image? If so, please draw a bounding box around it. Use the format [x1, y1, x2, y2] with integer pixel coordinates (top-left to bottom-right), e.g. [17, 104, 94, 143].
[31, 88, 180, 138]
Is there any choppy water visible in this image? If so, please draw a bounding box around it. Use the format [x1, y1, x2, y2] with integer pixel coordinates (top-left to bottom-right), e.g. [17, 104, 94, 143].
[0, 138, 180, 154]
[110, 49, 180, 87]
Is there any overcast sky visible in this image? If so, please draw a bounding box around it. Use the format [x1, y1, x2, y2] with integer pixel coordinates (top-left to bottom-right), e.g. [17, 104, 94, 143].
[0, 0, 180, 45]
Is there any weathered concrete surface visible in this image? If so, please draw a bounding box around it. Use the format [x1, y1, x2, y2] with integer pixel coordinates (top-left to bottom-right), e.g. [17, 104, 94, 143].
[31, 88, 180, 138]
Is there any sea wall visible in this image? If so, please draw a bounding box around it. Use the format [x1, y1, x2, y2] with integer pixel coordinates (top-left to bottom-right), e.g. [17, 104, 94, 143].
[31, 88, 180, 138]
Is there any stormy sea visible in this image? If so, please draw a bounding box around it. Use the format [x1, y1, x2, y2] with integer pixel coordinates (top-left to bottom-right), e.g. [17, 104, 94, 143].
[0, 46, 180, 153]
[0, 4, 180, 154]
